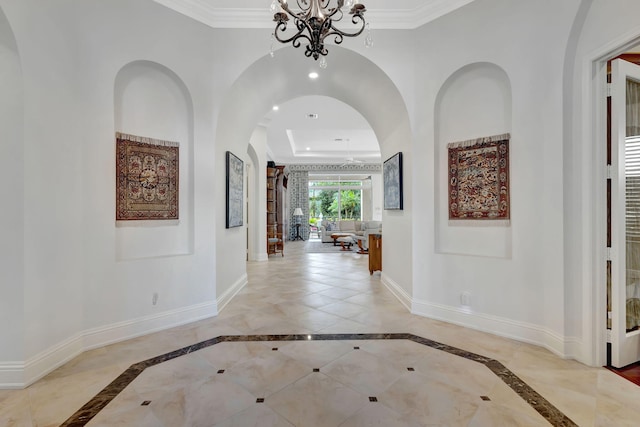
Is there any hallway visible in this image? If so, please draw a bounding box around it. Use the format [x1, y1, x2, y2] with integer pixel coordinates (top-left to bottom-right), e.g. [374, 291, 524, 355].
[2, 247, 640, 426]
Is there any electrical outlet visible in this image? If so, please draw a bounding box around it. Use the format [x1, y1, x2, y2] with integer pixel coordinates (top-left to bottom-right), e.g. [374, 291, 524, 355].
[152, 292, 158, 306]
[460, 291, 471, 307]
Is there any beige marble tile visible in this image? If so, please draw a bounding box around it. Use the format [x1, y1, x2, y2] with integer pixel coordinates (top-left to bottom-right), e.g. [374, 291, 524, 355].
[277, 340, 355, 369]
[411, 347, 499, 397]
[131, 352, 214, 395]
[317, 300, 369, 318]
[316, 287, 363, 300]
[0, 389, 33, 427]
[338, 402, 421, 427]
[149, 376, 256, 426]
[322, 348, 406, 396]
[380, 371, 480, 426]
[467, 402, 548, 427]
[357, 339, 433, 367]
[28, 362, 126, 427]
[196, 341, 274, 370]
[5, 246, 640, 427]
[266, 372, 367, 427]
[225, 349, 311, 397]
[317, 318, 376, 334]
[289, 309, 345, 331]
[214, 404, 294, 427]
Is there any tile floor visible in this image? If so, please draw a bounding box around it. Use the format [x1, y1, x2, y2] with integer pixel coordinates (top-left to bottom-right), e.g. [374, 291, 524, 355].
[2, 241, 640, 426]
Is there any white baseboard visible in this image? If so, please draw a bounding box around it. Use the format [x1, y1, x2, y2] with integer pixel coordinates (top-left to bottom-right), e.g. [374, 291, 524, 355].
[412, 298, 579, 360]
[0, 301, 218, 389]
[0, 362, 27, 389]
[217, 273, 248, 313]
[82, 301, 218, 351]
[381, 273, 412, 311]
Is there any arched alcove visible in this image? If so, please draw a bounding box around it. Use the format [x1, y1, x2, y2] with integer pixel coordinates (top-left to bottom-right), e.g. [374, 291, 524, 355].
[0, 5, 25, 364]
[434, 62, 513, 258]
[214, 46, 414, 303]
[114, 60, 194, 260]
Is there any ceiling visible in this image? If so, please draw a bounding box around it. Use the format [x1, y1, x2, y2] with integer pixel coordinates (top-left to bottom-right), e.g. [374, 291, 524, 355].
[153, 0, 477, 165]
[264, 96, 380, 165]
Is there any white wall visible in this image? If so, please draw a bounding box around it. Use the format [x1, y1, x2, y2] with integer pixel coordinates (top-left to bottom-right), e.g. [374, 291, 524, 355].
[248, 126, 268, 261]
[0, 0, 86, 380]
[0, 5, 24, 368]
[114, 61, 194, 260]
[0, 0, 224, 386]
[435, 62, 512, 258]
[412, 0, 581, 356]
[371, 173, 383, 221]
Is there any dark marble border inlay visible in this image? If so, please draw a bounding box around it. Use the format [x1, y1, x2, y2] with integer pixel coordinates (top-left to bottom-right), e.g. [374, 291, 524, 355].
[60, 333, 577, 427]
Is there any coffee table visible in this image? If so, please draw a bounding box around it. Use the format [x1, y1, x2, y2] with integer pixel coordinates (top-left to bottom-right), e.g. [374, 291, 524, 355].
[330, 233, 354, 246]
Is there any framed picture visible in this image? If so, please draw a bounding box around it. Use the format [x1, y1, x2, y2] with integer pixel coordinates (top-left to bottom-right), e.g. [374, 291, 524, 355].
[448, 133, 510, 223]
[115, 132, 179, 221]
[225, 151, 243, 228]
[383, 152, 403, 210]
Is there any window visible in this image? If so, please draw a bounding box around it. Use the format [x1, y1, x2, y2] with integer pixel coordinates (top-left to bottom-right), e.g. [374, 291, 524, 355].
[309, 179, 362, 223]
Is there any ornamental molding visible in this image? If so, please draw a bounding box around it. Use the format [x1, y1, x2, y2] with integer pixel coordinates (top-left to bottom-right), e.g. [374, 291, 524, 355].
[153, 0, 477, 30]
[285, 163, 382, 173]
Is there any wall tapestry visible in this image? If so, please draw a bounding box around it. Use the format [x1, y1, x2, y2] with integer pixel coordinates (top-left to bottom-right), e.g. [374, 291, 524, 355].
[116, 132, 179, 221]
[448, 133, 510, 224]
[383, 152, 403, 210]
[226, 151, 244, 228]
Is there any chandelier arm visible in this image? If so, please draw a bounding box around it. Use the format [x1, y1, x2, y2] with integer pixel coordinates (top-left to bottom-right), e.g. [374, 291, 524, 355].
[322, 17, 366, 41]
[273, 20, 313, 45]
[278, 1, 309, 21]
[295, 0, 310, 11]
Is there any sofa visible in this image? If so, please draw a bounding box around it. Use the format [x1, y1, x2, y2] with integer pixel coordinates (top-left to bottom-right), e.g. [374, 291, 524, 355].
[319, 220, 382, 250]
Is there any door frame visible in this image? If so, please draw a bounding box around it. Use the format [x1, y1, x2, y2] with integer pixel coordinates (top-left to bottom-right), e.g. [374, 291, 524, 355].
[585, 35, 640, 367]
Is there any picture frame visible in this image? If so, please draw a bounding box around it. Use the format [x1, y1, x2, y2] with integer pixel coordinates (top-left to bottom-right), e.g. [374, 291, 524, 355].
[383, 152, 403, 210]
[225, 151, 243, 228]
[115, 132, 179, 221]
[447, 134, 510, 224]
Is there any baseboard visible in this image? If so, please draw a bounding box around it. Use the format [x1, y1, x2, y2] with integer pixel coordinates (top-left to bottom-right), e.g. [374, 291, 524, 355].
[1, 301, 218, 389]
[254, 252, 269, 262]
[0, 362, 28, 389]
[381, 273, 412, 311]
[82, 301, 218, 351]
[412, 298, 578, 359]
[217, 273, 248, 313]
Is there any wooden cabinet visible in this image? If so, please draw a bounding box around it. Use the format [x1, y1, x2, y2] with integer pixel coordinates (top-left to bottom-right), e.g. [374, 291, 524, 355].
[267, 167, 278, 239]
[368, 234, 382, 275]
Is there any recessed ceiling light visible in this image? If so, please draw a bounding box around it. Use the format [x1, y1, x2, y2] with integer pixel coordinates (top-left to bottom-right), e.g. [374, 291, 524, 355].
[272, 105, 279, 111]
[306, 147, 311, 151]
[308, 72, 319, 79]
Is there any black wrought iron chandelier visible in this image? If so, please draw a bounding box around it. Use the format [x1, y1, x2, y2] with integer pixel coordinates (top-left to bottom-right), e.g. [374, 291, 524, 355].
[270, 0, 371, 64]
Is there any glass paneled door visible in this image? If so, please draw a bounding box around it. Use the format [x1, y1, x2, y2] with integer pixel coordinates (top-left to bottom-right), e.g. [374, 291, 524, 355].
[610, 58, 640, 368]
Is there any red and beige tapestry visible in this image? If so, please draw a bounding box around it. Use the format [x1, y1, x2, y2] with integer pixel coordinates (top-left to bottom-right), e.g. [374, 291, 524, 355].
[448, 133, 510, 225]
[116, 132, 179, 220]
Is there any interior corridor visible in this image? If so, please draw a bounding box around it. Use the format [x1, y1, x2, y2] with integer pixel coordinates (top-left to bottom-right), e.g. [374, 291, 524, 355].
[2, 245, 640, 426]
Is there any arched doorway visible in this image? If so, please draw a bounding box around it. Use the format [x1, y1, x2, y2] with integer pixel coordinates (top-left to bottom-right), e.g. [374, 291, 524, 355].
[214, 46, 414, 307]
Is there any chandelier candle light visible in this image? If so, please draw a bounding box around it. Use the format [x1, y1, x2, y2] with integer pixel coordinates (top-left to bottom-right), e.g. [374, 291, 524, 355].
[270, 0, 371, 65]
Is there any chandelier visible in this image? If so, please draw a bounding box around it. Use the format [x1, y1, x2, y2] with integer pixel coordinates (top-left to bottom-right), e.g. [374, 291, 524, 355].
[270, 0, 371, 65]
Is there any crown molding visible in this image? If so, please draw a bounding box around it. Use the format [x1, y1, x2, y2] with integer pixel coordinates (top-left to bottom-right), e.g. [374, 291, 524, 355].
[153, 0, 477, 30]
